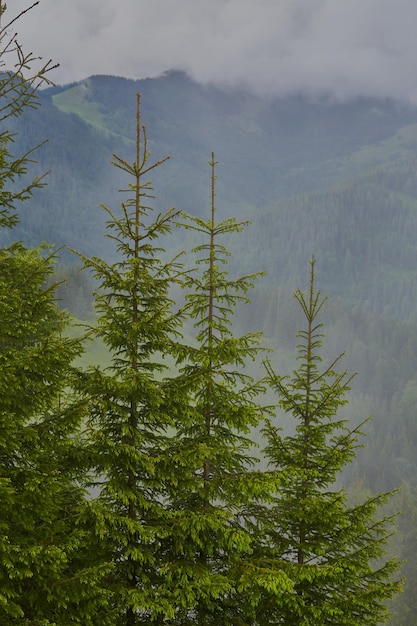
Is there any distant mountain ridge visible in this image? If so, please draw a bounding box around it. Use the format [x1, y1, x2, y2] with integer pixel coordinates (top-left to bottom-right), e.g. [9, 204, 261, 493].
[5, 69, 417, 320]
[48, 71, 417, 202]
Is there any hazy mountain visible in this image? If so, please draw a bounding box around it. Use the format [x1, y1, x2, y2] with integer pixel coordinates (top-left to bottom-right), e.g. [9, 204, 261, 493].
[6, 70, 417, 266]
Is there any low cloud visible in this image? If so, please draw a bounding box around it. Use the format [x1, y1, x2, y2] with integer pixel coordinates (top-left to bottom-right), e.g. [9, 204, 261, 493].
[11, 0, 417, 102]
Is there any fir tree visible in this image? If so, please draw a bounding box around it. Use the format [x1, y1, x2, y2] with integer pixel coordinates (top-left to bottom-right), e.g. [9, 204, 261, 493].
[255, 257, 401, 625]
[0, 246, 110, 625]
[0, 5, 109, 622]
[78, 93, 188, 625]
[159, 154, 274, 624]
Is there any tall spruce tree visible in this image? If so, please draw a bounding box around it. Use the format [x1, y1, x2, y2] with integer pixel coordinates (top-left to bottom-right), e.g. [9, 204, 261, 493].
[0, 5, 110, 623]
[254, 258, 401, 625]
[158, 154, 276, 624]
[78, 94, 189, 625]
[0, 246, 111, 625]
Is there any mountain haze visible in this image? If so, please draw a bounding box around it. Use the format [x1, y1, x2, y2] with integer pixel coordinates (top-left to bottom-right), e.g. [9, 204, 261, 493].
[26, 73, 417, 322]
[7, 72, 417, 274]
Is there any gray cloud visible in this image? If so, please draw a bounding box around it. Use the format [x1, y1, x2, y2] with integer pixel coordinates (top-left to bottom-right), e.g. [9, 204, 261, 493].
[11, 0, 417, 102]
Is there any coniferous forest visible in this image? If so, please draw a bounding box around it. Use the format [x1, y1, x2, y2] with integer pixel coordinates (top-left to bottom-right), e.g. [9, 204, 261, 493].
[3, 3, 417, 625]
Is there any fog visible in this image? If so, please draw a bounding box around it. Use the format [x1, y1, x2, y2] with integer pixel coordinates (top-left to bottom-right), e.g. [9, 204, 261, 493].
[10, 0, 417, 102]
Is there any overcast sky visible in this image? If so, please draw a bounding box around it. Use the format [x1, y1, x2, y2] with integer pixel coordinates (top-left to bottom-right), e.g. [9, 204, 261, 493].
[9, 0, 417, 102]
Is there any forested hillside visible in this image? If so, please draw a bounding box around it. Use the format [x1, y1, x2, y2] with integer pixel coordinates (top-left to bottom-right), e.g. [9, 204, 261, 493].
[4, 67, 417, 622]
[7, 71, 417, 257]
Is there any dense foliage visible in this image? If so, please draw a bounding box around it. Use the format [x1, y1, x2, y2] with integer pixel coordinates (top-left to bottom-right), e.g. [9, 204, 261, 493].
[0, 4, 108, 622]
[74, 102, 400, 622]
[76, 94, 189, 625]
[254, 259, 400, 624]
[159, 155, 271, 624]
[0, 3, 412, 623]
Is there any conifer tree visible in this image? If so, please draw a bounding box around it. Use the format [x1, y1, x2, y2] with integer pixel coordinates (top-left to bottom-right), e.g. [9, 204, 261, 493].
[0, 246, 110, 625]
[0, 0, 57, 232]
[159, 154, 273, 624]
[0, 5, 109, 622]
[78, 93, 188, 625]
[255, 258, 401, 625]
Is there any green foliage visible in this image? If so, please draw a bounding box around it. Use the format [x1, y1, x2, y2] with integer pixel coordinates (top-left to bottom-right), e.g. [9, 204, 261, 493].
[0, 11, 409, 616]
[77, 94, 189, 624]
[253, 258, 401, 625]
[0, 243, 110, 624]
[156, 154, 272, 624]
[0, 5, 111, 622]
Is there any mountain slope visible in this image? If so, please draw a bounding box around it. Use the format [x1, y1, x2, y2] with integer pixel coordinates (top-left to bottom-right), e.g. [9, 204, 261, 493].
[4, 71, 417, 255]
[239, 153, 417, 320]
